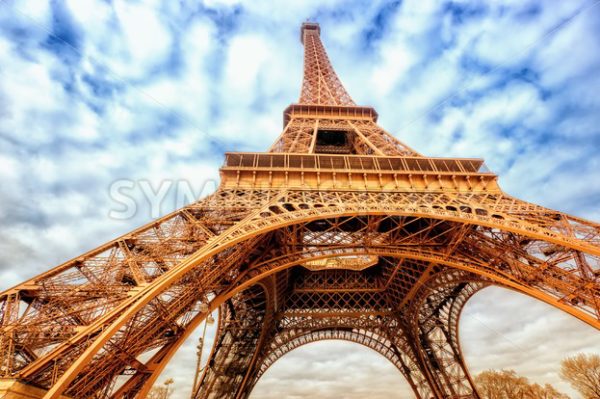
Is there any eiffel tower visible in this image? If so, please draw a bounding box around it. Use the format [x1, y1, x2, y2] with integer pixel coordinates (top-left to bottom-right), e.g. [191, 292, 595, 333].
[1, 22, 599, 399]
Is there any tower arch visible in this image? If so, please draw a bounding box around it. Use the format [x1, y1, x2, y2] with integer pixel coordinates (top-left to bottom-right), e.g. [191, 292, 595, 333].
[249, 330, 426, 398]
[249, 339, 418, 398]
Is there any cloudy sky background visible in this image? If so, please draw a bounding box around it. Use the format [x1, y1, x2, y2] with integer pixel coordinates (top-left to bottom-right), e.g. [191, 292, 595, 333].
[1, 0, 599, 397]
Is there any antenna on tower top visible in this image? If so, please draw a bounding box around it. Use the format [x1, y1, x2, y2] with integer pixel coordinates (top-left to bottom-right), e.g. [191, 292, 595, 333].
[300, 21, 320, 44]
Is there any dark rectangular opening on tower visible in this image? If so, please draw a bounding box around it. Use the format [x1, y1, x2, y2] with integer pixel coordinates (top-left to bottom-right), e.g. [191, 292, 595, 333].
[315, 129, 353, 154]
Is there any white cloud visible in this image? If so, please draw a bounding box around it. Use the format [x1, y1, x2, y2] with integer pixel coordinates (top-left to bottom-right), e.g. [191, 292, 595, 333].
[371, 40, 417, 96]
[113, 1, 173, 77]
[223, 34, 270, 103]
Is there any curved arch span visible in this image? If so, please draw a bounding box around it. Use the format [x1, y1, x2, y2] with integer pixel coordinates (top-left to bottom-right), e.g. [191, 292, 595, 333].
[41, 207, 600, 399]
[115, 245, 581, 398]
[249, 329, 419, 396]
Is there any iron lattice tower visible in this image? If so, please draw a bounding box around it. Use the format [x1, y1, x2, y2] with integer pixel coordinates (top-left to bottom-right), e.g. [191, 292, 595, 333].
[1, 22, 599, 399]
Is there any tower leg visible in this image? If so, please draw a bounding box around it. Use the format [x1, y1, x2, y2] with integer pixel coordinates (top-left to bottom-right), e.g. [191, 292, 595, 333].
[192, 284, 272, 399]
[408, 271, 483, 399]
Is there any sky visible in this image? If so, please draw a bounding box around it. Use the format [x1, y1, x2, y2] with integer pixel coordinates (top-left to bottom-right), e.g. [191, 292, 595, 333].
[0, 0, 599, 398]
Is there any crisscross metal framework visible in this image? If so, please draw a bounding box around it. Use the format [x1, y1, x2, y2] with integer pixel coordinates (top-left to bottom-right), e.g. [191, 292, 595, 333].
[1, 22, 599, 399]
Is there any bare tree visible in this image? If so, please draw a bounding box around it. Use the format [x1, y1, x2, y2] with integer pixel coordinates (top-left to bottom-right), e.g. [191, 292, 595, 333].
[529, 383, 571, 399]
[146, 378, 175, 399]
[475, 369, 529, 399]
[560, 353, 600, 399]
[474, 369, 569, 399]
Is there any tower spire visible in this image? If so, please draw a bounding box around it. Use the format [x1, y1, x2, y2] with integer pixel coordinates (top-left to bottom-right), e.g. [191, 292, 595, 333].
[299, 22, 355, 106]
[273, 22, 417, 156]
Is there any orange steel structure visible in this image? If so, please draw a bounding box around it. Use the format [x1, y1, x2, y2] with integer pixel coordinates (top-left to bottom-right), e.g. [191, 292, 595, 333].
[1, 22, 600, 399]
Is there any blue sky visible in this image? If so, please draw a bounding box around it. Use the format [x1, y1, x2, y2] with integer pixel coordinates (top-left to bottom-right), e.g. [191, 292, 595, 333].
[0, 0, 599, 398]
